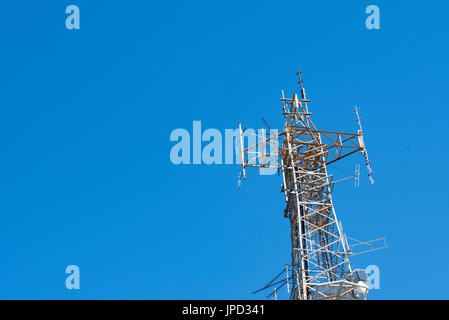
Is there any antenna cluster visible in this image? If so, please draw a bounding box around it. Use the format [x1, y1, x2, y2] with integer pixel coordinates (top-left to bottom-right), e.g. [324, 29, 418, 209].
[234, 70, 385, 300]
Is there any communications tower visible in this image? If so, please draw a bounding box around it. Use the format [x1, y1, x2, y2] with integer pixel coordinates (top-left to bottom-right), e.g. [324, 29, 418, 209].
[237, 70, 385, 300]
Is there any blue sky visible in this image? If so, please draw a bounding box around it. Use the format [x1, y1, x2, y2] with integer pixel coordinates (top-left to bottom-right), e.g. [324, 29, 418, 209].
[0, 0, 448, 299]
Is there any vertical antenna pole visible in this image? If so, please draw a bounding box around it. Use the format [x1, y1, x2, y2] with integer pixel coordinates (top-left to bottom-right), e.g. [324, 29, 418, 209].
[355, 164, 360, 187]
[354, 107, 375, 184]
[296, 69, 306, 100]
[238, 122, 246, 179]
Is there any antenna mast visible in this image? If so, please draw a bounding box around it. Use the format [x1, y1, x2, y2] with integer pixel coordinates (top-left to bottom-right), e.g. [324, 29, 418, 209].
[238, 70, 382, 300]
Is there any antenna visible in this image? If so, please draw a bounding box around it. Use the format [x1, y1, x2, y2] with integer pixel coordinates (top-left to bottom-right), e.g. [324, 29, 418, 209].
[237, 171, 243, 190]
[235, 123, 246, 190]
[261, 118, 271, 130]
[354, 164, 360, 187]
[354, 106, 363, 132]
[296, 69, 306, 100]
[354, 107, 374, 185]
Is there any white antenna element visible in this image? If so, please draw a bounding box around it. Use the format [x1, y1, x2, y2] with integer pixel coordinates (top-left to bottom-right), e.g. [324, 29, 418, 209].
[354, 164, 360, 187]
[235, 123, 246, 188]
[237, 171, 243, 190]
[339, 220, 351, 255]
[354, 107, 374, 184]
[235, 123, 246, 190]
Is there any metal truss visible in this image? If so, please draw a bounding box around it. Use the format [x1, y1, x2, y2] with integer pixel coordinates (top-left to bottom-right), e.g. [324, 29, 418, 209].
[239, 71, 381, 300]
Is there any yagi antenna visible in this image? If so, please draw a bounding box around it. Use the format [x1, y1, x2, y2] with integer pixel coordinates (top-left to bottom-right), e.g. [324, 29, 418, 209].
[354, 107, 374, 185]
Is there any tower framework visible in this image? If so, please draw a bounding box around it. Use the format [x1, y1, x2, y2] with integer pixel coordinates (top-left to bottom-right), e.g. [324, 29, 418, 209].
[238, 71, 382, 300]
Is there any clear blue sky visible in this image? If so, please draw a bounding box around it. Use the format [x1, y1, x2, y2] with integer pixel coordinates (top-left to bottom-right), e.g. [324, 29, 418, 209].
[0, 1, 448, 299]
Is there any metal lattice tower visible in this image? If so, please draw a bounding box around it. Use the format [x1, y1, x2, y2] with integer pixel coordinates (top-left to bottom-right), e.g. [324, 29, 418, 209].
[237, 70, 384, 300]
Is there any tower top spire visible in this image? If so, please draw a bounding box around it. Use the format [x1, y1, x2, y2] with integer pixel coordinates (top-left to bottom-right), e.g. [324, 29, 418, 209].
[296, 68, 306, 99]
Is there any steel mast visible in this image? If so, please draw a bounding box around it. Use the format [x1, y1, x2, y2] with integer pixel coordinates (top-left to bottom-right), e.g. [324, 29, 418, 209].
[238, 70, 382, 300]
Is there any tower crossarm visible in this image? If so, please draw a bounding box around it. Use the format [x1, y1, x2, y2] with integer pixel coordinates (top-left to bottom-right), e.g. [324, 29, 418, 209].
[285, 127, 364, 166]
